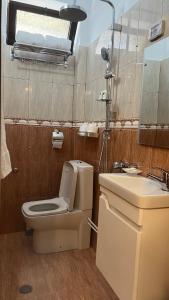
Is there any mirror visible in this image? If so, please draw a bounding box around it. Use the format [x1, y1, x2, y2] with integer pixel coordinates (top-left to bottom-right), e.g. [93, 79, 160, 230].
[139, 37, 169, 148]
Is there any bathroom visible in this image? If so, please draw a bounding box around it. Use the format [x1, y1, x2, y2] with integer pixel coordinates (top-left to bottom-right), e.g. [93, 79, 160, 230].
[1, 0, 169, 299]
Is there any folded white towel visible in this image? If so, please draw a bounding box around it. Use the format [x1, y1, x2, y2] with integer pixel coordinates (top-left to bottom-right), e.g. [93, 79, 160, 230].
[16, 31, 45, 46]
[45, 35, 71, 51]
[16, 31, 71, 52]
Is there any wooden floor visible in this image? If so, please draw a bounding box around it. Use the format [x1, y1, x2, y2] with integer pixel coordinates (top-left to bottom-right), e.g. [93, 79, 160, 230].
[0, 232, 119, 300]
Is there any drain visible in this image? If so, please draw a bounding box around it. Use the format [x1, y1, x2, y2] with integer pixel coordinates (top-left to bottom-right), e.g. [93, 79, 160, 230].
[19, 285, 33, 294]
[25, 229, 34, 236]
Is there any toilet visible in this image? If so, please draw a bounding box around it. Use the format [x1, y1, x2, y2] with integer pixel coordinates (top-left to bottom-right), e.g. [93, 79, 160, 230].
[22, 160, 93, 254]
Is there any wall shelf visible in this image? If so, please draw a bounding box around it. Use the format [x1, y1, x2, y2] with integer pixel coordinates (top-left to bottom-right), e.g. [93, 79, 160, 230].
[11, 42, 71, 65]
[77, 132, 99, 138]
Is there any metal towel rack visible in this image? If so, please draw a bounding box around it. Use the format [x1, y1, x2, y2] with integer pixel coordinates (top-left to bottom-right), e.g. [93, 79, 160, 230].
[11, 42, 72, 66]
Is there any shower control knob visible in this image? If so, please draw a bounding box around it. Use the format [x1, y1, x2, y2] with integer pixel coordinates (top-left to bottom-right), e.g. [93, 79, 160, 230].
[13, 167, 19, 173]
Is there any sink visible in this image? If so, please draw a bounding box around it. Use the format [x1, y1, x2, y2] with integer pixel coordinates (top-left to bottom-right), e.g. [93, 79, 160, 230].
[99, 173, 169, 208]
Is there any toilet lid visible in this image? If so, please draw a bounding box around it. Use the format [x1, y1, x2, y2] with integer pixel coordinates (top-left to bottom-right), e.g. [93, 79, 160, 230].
[59, 161, 78, 211]
[22, 197, 68, 217]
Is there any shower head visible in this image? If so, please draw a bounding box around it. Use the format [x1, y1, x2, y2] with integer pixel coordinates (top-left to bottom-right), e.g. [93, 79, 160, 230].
[59, 4, 87, 22]
[101, 47, 110, 62]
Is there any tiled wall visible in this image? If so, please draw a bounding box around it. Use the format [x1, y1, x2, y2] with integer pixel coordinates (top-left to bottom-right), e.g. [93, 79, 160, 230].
[1, 54, 75, 122]
[1, 0, 169, 252]
[75, 0, 169, 123]
[3, 0, 169, 124]
[2, 0, 169, 124]
[158, 57, 169, 124]
[141, 60, 160, 124]
[1, 0, 75, 123]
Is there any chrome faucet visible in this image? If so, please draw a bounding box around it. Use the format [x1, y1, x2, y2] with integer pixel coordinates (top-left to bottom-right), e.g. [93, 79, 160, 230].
[112, 161, 138, 173]
[113, 161, 129, 171]
[147, 167, 169, 192]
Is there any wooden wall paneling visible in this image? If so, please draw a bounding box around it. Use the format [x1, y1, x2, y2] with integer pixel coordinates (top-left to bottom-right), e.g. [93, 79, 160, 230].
[155, 129, 169, 149]
[0, 124, 29, 233]
[151, 146, 169, 171]
[26, 126, 51, 202]
[139, 129, 156, 146]
[129, 130, 153, 175]
[0, 126, 75, 233]
[110, 129, 132, 164]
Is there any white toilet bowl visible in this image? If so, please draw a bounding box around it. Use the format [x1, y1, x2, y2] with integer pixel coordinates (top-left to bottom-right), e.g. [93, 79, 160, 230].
[22, 161, 93, 254]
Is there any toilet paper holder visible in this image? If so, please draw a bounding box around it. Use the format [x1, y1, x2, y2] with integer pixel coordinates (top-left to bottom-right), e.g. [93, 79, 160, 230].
[52, 129, 64, 149]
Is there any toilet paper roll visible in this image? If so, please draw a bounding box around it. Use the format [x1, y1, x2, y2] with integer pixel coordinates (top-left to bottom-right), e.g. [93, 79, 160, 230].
[52, 141, 63, 149]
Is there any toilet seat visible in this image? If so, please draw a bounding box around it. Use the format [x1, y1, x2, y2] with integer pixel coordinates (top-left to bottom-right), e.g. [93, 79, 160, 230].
[22, 197, 68, 217]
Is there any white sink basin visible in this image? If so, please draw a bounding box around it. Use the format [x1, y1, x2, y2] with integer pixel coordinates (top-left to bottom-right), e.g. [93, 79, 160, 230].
[99, 173, 169, 208]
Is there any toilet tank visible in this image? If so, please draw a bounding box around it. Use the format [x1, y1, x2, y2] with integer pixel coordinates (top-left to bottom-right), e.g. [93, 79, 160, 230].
[59, 161, 78, 211]
[71, 160, 93, 211]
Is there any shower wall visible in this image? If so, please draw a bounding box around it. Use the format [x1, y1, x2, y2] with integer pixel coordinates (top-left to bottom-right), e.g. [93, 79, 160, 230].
[75, 0, 169, 123]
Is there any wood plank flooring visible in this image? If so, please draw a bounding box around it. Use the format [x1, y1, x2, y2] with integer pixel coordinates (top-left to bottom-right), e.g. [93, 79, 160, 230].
[0, 232, 119, 300]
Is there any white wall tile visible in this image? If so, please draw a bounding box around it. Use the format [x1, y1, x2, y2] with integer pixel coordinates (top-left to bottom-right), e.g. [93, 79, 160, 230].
[119, 3, 140, 67]
[28, 80, 53, 120]
[132, 63, 143, 119]
[137, 0, 163, 54]
[51, 83, 73, 121]
[3, 77, 29, 119]
[140, 92, 158, 124]
[158, 91, 169, 124]
[163, 0, 169, 15]
[159, 58, 169, 92]
[51, 56, 75, 84]
[86, 39, 106, 83]
[85, 78, 106, 121]
[142, 60, 160, 93]
[74, 46, 88, 84]
[52, 71, 74, 86]
[73, 84, 85, 121]
[3, 46, 30, 80]
[29, 63, 53, 83]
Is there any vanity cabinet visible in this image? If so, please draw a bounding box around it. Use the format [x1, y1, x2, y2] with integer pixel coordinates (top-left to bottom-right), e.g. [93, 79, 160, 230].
[96, 186, 169, 300]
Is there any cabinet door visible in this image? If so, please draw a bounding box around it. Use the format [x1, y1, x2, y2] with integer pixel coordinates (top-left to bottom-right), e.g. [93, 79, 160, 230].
[96, 195, 142, 300]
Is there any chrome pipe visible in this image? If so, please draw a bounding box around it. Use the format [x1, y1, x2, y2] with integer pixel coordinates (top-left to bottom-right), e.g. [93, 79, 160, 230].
[88, 222, 98, 233]
[98, 0, 115, 173]
[99, 0, 115, 10]
[88, 218, 98, 233]
[88, 218, 98, 230]
[99, 0, 115, 74]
